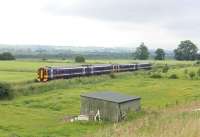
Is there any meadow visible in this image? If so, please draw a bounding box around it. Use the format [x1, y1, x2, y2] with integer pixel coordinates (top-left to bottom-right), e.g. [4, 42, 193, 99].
[0, 59, 200, 137]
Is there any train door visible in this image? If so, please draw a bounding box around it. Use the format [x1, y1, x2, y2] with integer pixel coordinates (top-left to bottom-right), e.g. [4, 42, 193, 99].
[113, 65, 119, 72]
[85, 66, 92, 75]
[82, 67, 86, 75]
[113, 65, 116, 72]
[135, 64, 138, 70]
[43, 69, 48, 81]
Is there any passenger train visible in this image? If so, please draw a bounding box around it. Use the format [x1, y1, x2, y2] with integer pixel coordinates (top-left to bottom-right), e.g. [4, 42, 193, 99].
[37, 63, 152, 82]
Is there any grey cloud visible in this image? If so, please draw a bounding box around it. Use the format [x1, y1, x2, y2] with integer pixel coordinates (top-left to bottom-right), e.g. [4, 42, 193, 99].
[45, 0, 200, 36]
[46, 0, 198, 22]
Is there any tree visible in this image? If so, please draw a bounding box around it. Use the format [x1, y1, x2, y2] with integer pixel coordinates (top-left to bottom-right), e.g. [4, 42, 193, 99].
[195, 53, 200, 60]
[174, 40, 198, 60]
[155, 48, 165, 60]
[75, 55, 85, 63]
[0, 52, 15, 60]
[134, 43, 149, 60]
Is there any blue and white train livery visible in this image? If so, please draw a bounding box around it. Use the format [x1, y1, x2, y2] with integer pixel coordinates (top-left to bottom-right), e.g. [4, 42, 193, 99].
[37, 63, 152, 82]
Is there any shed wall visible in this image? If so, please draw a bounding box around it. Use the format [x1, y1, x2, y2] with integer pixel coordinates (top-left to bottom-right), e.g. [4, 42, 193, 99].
[81, 97, 120, 121]
[119, 99, 141, 120]
[120, 99, 140, 112]
[81, 97, 141, 122]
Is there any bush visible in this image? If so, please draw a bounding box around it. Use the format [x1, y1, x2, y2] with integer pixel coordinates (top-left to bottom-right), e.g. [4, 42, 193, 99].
[162, 64, 169, 73]
[42, 58, 47, 61]
[189, 71, 195, 79]
[0, 52, 15, 60]
[75, 55, 85, 63]
[184, 69, 188, 74]
[0, 83, 14, 99]
[195, 60, 200, 65]
[150, 73, 162, 79]
[197, 68, 200, 77]
[109, 72, 116, 79]
[168, 74, 178, 79]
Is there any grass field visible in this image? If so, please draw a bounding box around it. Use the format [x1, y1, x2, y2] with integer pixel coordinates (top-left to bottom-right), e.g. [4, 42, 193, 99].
[0, 71, 35, 83]
[0, 59, 200, 137]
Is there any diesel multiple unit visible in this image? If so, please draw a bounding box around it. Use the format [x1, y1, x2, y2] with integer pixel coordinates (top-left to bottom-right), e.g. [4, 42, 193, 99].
[37, 63, 151, 82]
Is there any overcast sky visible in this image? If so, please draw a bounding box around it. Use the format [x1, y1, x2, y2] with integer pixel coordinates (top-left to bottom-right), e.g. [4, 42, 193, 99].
[0, 0, 199, 49]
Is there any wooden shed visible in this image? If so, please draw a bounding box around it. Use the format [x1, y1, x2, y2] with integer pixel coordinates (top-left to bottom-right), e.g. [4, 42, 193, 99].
[80, 91, 141, 122]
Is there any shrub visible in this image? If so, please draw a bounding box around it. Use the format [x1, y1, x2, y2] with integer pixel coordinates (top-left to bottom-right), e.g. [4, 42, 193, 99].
[109, 72, 116, 79]
[197, 68, 200, 77]
[42, 58, 47, 61]
[150, 73, 162, 79]
[0, 52, 15, 60]
[168, 74, 178, 79]
[195, 60, 200, 65]
[184, 69, 188, 74]
[162, 64, 169, 73]
[0, 83, 14, 99]
[75, 55, 85, 63]
[189, 71, 195, 79]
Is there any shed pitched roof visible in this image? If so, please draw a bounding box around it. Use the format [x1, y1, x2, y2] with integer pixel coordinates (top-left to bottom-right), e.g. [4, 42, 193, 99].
[81, 91, 141, 103]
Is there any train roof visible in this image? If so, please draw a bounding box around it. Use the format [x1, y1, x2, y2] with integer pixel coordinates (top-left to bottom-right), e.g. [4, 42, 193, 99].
[42, 63, 150, 69]
[45, 64, 113, 69]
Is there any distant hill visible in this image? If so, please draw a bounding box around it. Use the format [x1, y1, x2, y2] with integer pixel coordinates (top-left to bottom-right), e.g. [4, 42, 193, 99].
[0, 44, 174, 59]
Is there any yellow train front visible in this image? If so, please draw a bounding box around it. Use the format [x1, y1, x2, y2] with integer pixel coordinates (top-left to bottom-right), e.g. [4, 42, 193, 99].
[37, 67, 49, 82]
[37, 63, 151, 82]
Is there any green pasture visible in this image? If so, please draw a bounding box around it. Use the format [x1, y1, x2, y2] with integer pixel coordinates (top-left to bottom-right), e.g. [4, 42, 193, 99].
[0, 59, 200, 136]
[0, 59, 195, 73]
[0, 60, 71, 72]
[0, 71, 35, 83]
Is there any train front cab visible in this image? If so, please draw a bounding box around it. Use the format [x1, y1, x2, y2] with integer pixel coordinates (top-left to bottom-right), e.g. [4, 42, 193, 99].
[37, 67, 49, 82]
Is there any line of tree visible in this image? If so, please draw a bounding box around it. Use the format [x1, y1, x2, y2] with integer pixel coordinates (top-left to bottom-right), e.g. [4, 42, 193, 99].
[155, 48, 165, 60]
[133, 40, 199, 61]
[133, 43, 165, 60]
[0, 52, 15, 60]
[174, 40, 198, 61]
[133, 43, 150, 60]
[75, 55, 85, 63]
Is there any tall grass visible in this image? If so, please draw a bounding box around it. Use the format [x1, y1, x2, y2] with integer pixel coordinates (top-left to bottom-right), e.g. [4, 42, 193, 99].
[90, 102, 200, 137]
[13, 74, 118, 96]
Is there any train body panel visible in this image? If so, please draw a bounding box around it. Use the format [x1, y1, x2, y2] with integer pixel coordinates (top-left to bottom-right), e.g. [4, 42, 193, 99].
[37, 63, 152, 82]
[138, 63, 152, 69]
[93, 65, 113, 74]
